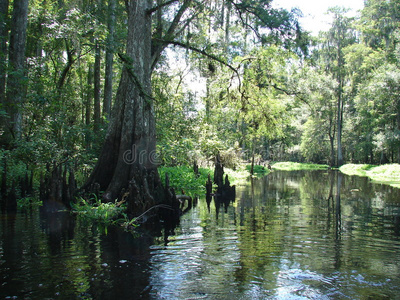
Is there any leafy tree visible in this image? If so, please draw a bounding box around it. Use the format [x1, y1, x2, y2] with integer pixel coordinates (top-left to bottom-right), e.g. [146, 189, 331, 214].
[2, 0, 29, 144]
[82, 0, 305, 216]
[296, 66, 337, 165]
[343, 0, 400, 163]
[316, 7, 357, 166]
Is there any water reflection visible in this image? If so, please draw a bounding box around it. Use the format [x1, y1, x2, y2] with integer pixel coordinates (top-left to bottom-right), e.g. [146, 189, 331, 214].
[1, 170, 400, 299]
[0, 206, 157, 299]
[149, 170, 400, 299]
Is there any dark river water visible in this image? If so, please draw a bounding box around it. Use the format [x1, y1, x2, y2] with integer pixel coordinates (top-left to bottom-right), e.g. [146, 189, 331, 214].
[1, 170, 400, 299]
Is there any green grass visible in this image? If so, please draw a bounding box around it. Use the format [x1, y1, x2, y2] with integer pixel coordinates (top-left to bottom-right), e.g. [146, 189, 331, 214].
[340, 163, 400, 188]
[339, 164, 376, 177]
[225, 166, 251, 184]
[158, 164, 257, 191]
[245, 164, 271, 178]
[272, 162, 330, 171]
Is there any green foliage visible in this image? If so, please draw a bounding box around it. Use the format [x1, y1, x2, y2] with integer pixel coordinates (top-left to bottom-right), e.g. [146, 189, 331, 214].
[71, 195, 127, 225]
[224, 167, 251, 185]
[245, 164, 270, 177]
[339, 164, 375, 177]
[238, 46, 293, 140]
[17, 196, 43, 209]
[300, 118, 331, 163]
[158, 166, 213, 196]
[3, 0, 400, 213]
[340, 164, 400, 188]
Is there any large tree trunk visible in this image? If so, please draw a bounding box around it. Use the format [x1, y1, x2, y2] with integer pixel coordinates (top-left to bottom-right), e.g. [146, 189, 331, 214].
[3, 0, 29, 142]
[94, 40, 101, 132]
[336, 25, 345, 167]
[103, 0, 116, 120]
[0, 0, 8, 106]
[85, 63, 93, 146]
[83, 0, 168, 216]
[397, 107, 400, 164]
[336, 91, 344, 167]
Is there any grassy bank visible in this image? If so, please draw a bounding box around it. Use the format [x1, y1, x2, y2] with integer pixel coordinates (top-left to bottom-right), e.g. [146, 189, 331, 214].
[158, 165, 256, 192]
[272, 162, 330, 171]
[340, 163, 400, 188]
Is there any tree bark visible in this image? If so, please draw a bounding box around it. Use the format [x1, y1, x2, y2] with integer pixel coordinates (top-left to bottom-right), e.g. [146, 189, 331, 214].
[4, 0, 29, 142]
[336, 88, 344, 167]
[83, 0, 165, 215]
[85, 63, 93, 146]
[94, 40, 101, 132]
[0, 0, 8, 106]
[335, 18, 345, 167]
[103, 0, 116, 120]
[397, 105, 400, 163]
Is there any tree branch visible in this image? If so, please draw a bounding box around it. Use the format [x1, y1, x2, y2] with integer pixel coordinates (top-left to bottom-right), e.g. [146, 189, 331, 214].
[155, 38, 246, 104]
[271, 83, 310, 108]
[155, 38, 238, 74]
[146, 0, 179, 15]
[151, 0, 193, 70]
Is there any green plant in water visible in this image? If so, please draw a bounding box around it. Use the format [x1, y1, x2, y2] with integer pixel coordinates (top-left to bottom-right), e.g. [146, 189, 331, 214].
[71, 194, 127, 226]
[17, 196, 43, 209]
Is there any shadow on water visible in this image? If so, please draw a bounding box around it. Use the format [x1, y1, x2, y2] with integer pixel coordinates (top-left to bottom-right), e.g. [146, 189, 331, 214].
[1, 170, 400, 299]
[0, 198, 187, 299]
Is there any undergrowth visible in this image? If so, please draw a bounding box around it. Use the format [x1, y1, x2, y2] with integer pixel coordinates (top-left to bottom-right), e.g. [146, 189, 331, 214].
[158, 166, 213, 196]
[71, 194, 132, 227]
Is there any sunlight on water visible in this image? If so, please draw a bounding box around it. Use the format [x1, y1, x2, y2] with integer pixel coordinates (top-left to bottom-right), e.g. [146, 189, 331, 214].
[147, 171, 400, 299]
[1, 170, 400, 299]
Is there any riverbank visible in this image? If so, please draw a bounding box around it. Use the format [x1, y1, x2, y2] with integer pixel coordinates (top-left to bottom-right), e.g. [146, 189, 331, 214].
[160, 162, 400, 191]
[271, 162, 330, 171]
[339, 163, 400, 188]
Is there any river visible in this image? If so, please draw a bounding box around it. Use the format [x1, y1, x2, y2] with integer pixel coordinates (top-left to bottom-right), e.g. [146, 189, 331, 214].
[1, 170, 400, 299]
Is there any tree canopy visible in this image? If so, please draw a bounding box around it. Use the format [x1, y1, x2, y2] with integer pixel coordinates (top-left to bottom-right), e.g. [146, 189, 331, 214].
[0, 0, 399, 213]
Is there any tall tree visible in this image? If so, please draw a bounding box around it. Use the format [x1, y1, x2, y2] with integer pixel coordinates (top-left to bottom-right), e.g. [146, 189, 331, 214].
[93, 40, 101, 132]
[3, 0, 29, 143]
[320, 8, 356, 166]
[103, 0, 116, 119]
[84, 0, 304, 215]
[0, 0, 8, 107]
[84, 0, 161, 210]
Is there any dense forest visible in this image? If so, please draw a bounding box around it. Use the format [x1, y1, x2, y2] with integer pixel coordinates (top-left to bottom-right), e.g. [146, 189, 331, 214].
[0, 0, 399, 215]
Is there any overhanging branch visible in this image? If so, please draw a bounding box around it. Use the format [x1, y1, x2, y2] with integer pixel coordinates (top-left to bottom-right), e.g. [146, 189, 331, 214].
[271, 83, 311, 109]
[154, 38, 238, 74]
[146, 0, 179, 15]
[155, 38, 243, 98]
